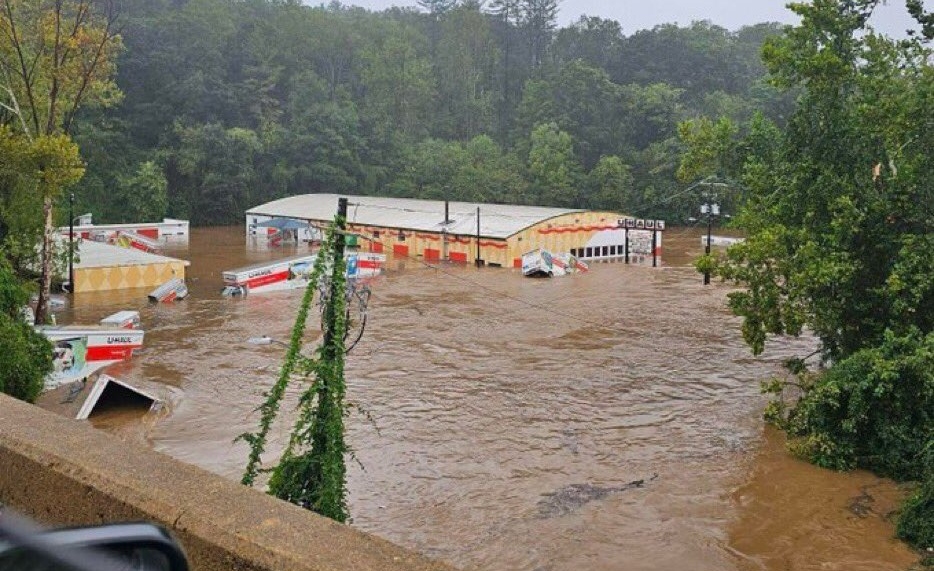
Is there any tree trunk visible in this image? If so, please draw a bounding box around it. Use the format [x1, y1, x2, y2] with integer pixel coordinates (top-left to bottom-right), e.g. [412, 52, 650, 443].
[34, 195, 55, 325]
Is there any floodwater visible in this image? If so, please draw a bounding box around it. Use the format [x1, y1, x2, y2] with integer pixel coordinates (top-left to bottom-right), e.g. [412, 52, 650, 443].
[48, 226, 919, 571]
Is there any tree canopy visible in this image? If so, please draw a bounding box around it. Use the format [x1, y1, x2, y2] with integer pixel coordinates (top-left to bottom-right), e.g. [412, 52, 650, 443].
[683, 0, 933, 552]
[29, 0, 797, 229]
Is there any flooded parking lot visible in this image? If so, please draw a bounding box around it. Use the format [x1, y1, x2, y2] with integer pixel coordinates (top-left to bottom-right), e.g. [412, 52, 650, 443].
[46, 226, 918, 571]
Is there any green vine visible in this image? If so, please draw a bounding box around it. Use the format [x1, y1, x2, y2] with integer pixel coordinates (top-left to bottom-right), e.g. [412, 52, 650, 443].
[268, 214, 349, 521]
[239, 224, 336, 487]
[240, 213, 353, 523]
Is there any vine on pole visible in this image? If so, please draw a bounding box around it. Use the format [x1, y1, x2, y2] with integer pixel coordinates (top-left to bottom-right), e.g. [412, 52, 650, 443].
[240, 198, 352, 523]
[239, 224, 335, 487]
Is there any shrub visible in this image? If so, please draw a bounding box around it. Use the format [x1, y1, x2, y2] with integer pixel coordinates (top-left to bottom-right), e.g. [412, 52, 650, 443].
[0, 262, 52, 402]
[776, 330, 934, 482]
[0, 312, 52, 402]
[898, 446, 934, 553]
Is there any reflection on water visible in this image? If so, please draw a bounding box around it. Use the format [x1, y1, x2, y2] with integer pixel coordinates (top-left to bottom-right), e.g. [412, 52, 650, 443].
[43, 226, 918, 570]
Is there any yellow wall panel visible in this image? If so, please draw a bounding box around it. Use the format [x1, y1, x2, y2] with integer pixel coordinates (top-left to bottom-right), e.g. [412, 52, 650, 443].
[74, 262, 187, 293]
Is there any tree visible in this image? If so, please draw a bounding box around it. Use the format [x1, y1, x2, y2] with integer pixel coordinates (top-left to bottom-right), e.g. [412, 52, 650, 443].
[694, 0, 933, 551]
[487, 0, 524, 135]
[552, 16, 623, 72]
[616, 22, 739, 98]
[716, 0, 933, 359]
[115, 161, 167, 223]
[619, 82, 685, 152]
[520, 0, 558, 70]
[0, 126, 43, 270]
[0, 259, 52, 403]
[455, 135, 527, 203]
[168, 123, 261, 225]
[434, 3, 498, 139]
[0, 0, 122, 323]
[676, 116, 739, 183]
[587, 155, 634, 212]
[271, 71, 365, 196]
[516, 61, 621, 168]
[242, 218, 352, 522]
[527, 122, 581, 207]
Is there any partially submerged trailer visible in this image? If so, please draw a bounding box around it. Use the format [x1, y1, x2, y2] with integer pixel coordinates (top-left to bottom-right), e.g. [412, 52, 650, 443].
[59, 216, 189, 245]
[221, 252, 385, 296]
[521, 249, 589, 277]
[75, 374, 161, 420]
[109, 230, 162, 253]
[40, 326, 145, 390]
[148, 277, 189, 303]
[99, 310, 141, 329]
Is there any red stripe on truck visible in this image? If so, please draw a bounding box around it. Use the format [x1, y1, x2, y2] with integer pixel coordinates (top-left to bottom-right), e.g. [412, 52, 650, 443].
[245, 270, 290, 289]
[86, 344, 141, 362]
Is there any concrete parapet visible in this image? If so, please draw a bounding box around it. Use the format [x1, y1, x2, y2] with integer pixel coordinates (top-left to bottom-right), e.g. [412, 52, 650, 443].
[0, 394, 457, 571]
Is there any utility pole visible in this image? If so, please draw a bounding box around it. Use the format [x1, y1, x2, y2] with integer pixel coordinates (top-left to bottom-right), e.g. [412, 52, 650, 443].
[687, 178, 730, 285]
[324, 197, 348, 348]
[68, 193, 75, 293]
[698, 187, 725, 285]
[475, 207, 482, 267]
[651, 229, 658, 268]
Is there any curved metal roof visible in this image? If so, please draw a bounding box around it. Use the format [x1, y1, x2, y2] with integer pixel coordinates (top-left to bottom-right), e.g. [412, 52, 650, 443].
[246, 194, 587, 240]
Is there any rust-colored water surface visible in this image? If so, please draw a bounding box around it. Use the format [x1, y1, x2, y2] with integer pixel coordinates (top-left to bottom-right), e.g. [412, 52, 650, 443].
[48, 226, 919, 570]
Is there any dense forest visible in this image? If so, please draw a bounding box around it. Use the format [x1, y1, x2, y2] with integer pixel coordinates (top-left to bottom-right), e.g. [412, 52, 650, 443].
[67, 0, 792, 226]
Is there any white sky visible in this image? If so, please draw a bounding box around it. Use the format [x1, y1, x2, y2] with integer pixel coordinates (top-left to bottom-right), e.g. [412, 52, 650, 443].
[321, 0, 932, 36]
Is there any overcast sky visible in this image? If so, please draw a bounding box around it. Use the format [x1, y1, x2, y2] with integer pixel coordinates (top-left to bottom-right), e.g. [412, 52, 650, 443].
[322, 0, 931, 37]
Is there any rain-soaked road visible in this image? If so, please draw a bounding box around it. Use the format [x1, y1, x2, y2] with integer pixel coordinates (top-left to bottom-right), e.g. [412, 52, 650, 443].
[46, 226, 918, 571]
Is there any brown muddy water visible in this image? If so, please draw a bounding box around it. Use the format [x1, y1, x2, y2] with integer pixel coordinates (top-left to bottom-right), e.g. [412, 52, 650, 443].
[46, 226, 919, 571]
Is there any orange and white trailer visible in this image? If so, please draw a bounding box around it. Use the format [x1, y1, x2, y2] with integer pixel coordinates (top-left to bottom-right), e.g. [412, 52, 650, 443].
[222, 252, 385, 296]
[40, 326, 145, 389]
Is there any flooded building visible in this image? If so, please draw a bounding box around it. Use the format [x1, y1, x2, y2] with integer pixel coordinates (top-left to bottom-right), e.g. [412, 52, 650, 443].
[245, 194, 663, 267]
[70, 240, 189, 293]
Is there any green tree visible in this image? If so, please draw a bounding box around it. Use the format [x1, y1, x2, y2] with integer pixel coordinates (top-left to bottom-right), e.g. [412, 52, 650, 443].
[0, 126, 43, 270]
[619, 82, 685, 152]
[527, 122, 582, 207]
[455, 135, 528, 203]
[115, 161, 168, 223]
[520, 0, 557, 70]
[434, 4, 498, 139]
[0, 0, 122, 323]
[487, 0, 526, 136]
[516, 61, 621, 168]
[552, 16, 623, 72]
[0, 260, 51, 402]
[587, 155, 634, 212]
[243, 220, 351, 522]
[717, 1, 933, 359]
[168, 123, 261, 225]
[359, 20, 435, 141]
[695, 0, 933, 552]
[272, 71, 364, 195]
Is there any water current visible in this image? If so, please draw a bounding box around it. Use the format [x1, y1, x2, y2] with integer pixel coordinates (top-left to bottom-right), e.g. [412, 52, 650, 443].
[46, 226, 919, 571]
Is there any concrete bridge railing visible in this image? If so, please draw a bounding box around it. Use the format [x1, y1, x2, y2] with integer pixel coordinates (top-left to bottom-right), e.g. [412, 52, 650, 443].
[0, 393, 458, 571]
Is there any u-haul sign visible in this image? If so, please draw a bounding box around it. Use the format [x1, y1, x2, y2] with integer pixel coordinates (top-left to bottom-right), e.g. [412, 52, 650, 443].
[617, 218, 665, 231]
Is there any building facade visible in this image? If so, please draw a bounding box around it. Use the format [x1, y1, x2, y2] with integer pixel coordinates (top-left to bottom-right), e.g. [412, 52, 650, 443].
[245, 194, 663, 268]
